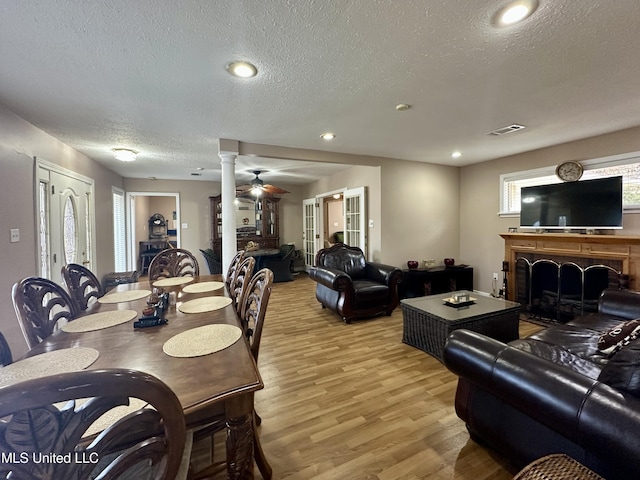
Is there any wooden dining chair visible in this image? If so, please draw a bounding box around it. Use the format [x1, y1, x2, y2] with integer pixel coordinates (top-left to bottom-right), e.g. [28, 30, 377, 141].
[191, 268, 274, 480]
[229, 256, 256, 315]
[0, 368, 186, 480]
[61, 263, 105, 311]
[148, 248, 200, 281]
[224, 250, 245, 293]
[11, 276, 80, 349]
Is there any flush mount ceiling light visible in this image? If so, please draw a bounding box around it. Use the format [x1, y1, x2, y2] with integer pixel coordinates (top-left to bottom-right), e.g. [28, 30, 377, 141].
[112, 148, 138, 162]
[226, 61, 257, 78]
[320, 133, 336, 140]
[395, 103, 411, 111]
[492, 0, 539, 27]
[451, 151, 462, 159]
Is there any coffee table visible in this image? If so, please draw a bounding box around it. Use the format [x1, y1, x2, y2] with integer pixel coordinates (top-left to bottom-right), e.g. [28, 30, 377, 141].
[401, 291, 521, 361]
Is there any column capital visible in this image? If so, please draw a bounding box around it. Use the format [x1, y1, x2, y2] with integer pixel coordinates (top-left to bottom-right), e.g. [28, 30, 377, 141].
[218, 138, 239, 156]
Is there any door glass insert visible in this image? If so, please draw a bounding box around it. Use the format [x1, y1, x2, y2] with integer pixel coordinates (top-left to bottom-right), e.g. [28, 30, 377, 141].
[63, 195, 78, 264]
[39, 181, 50, 277]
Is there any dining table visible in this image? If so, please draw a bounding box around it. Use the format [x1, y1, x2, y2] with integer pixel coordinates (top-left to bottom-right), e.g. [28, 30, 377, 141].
[19, 274, 267, 479]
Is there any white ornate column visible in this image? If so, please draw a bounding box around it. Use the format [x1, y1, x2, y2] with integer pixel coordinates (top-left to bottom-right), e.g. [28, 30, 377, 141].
[218, 139, 239, 278]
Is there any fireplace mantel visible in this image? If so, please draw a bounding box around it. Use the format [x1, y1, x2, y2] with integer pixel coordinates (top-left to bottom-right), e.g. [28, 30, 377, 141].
[500, 233, 640, 300]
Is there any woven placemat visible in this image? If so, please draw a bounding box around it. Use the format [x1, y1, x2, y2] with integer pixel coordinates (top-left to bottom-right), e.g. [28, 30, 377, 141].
[99, 289, 152, 304]
[0, 347, 100, 387]
[163, 324, 242, 358]
[178, 296, 232, 314]
[62, 310, 137, 333]
[182, 281, 224, 293]
[152, 277, 194, 287]
[84, 398, 149, 437]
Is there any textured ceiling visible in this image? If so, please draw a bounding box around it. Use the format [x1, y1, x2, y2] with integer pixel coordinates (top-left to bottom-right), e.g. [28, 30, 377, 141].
[1, 1, 640, 184]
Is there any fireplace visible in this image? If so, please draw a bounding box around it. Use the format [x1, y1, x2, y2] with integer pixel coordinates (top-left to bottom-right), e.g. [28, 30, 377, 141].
[515, 254, 624, 321]
[502, 233, 640, 321]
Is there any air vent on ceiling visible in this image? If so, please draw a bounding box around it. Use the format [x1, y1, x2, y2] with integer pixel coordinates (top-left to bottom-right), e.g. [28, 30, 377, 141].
[487, 124, 526, 136]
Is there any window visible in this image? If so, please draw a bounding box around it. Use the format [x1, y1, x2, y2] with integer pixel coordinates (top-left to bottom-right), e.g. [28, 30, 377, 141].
[500, 152, 640, 215]
[112, 187, 126, 271]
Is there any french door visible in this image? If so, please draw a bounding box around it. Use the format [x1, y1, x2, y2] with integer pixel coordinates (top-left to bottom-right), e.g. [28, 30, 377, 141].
[302, 186, 367, 268]
[37, 160, 95, 284]
[343, 186, 366, 252]
[302, 198, 317, 269]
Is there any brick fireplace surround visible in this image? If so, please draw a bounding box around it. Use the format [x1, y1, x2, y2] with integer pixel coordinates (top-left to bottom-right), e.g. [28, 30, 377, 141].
[501, 233, 640, 302]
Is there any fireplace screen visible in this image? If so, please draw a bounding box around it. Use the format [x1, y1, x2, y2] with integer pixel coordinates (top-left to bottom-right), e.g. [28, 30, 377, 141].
[516, 255, 623, 322]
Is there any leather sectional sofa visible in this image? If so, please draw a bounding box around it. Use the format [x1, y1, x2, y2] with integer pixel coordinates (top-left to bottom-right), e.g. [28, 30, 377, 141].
[443, 288, 640, 480]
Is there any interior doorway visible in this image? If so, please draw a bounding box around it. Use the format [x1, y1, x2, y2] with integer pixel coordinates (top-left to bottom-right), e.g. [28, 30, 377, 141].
[125, 192, 180, 272]
[302, 186, 367, 269]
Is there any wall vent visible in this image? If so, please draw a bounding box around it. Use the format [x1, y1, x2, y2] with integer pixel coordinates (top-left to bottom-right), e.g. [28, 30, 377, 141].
[487, 124, 526, 136]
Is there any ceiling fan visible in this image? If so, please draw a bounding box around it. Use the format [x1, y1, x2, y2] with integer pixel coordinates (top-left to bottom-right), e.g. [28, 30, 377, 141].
[236, 170, 289, 196]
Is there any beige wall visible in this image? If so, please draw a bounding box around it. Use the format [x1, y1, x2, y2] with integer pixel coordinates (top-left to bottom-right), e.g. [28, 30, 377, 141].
[124, 179, 220, 273]
[0, 105, 123, 357]
[461, 125, 640, 295]
[380, 159, 460, 269]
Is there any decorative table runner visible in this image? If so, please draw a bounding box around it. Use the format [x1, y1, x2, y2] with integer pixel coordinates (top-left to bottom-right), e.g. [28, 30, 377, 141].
[182, 281, 224, 293]
[62, 310, 138, 333]
[163, 324, 242, 358]
[152, 277, 194, 287]
[178, 296, 232, 314]
[99, 289, 151, 304]
[0, 347, 99, 387]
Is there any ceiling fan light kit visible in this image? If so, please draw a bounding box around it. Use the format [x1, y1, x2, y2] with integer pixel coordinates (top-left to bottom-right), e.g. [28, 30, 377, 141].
[237, 170, 290, 196]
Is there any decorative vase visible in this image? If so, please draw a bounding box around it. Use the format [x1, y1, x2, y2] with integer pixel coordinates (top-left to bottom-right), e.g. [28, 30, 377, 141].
[407, 260, 419, 269]
[444, 258, 455, 267]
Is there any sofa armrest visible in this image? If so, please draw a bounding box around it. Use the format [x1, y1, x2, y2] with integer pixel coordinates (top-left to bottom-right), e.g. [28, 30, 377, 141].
[598, 288, 640, 320]
[365, 262, 403, 285]
[309, 266, 352, 291]
[443, 329, 640, 469]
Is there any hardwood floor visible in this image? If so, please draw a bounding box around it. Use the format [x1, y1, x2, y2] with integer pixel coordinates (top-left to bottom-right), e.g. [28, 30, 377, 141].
[193, 273, 542, 479]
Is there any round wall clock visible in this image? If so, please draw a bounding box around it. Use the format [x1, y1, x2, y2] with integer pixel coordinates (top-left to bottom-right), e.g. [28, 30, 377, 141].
[555, 161, 584, 182]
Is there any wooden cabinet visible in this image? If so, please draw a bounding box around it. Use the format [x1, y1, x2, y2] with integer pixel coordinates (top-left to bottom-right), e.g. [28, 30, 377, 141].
[210, 195, 281, 258]
[399, 266, 473, 299]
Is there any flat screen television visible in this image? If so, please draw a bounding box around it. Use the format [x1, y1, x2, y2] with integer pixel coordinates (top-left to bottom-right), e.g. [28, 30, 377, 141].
[519, 176, 623, 230]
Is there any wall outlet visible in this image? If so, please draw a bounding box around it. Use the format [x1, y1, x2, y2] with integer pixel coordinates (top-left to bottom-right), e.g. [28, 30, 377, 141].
[10, 228, 20, 243]
[493, 272, 499, 280]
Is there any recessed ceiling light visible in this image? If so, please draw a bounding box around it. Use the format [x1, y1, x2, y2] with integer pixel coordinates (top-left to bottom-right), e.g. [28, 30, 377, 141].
[226, 61, 257, 78]
[320, 133, 336, 140]
[492, 0, 538, 27]
[112, 148, 137, 162]
[451, 151, 462, 159]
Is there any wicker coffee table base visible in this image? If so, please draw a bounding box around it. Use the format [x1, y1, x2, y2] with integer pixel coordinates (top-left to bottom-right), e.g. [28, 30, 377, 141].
[513, 454, 604, 480]
[401, 302, 519, 361]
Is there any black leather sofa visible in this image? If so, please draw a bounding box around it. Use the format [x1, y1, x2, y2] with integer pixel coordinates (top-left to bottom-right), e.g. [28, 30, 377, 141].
[309, 244, 403, 323]
[443, 288, 640, 479]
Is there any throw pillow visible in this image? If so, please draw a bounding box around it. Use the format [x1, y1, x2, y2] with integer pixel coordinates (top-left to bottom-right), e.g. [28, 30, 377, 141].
[599, 337, 640, 395]
[597, 319, 640, 356]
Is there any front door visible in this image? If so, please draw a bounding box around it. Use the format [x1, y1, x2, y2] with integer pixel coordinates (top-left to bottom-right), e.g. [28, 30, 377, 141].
[37, 161, 95, 284]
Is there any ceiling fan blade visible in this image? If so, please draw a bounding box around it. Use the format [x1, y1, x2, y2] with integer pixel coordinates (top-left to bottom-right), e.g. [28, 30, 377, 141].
[236, 184, 253, 193]
[262, 184, 289, 194]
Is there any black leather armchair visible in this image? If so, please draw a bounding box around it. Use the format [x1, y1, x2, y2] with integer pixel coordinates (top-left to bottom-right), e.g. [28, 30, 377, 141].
[261, 244, 295, 283]
[309, 244, 403, 323]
